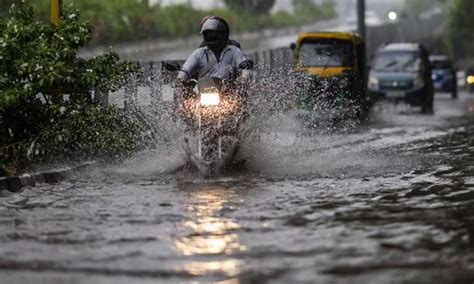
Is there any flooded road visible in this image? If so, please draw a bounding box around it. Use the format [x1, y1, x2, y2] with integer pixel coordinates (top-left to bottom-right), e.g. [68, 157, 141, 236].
[1, 92, 474, 283]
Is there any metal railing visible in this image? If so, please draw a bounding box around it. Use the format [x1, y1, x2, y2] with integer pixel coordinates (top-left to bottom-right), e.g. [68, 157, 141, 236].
[117, 47, 295, 110]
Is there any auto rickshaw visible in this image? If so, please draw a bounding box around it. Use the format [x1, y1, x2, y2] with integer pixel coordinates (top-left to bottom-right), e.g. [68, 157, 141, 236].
[290, 32, 370, 120]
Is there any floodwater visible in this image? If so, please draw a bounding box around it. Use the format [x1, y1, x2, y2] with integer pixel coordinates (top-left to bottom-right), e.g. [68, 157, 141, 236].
[1, 92, 474, 283]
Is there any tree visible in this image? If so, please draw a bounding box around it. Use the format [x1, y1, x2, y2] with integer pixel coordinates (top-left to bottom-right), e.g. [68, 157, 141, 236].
[448, 0, 474, 59]
[403, 0, 437, 17]
[224, 0, 275, 15]
[291, 0, 335, 22]
[402, 0, 448, 18]
[0, 4, 142, 174]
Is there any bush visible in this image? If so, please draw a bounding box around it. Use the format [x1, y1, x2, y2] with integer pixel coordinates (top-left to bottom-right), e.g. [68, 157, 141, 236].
[0, 4, 141, 175]
[16, 1, 335, 45]
[29, 100, 145, 164]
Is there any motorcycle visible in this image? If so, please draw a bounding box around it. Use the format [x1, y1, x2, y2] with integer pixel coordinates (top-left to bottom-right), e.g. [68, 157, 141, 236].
[164, 60, 253, 177]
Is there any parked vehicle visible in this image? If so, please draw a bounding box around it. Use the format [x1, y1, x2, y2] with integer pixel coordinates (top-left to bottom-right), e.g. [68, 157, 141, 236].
[368, 43, 434, 113]
[429, 55, 457, 99]
[290, 31, 370, 122]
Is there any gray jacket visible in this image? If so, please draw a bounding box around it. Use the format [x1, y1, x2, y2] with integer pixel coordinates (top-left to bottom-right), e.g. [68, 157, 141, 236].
[177, 45, 248, 81]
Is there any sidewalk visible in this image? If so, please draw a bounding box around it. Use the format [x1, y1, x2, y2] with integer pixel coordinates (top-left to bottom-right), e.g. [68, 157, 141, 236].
[0, 162, 95, 192]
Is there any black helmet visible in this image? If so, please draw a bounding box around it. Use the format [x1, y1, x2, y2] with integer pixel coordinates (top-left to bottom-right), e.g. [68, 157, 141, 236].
[200, 16, 229, 49]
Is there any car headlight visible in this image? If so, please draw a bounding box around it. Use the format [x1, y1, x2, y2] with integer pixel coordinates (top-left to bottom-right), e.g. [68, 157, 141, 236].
[467, 75, 474, 84]
[414, 76, 424, 88]
[200, 92, 220, 106]
[368, 75, 379, 90]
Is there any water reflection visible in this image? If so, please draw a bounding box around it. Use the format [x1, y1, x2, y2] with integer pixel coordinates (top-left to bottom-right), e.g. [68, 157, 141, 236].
[174, 183, 246, 277]
[181, 259, 243, 278]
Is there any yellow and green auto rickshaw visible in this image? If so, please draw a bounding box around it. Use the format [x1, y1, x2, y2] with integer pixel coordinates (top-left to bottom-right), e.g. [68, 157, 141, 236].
[290, 31, 370, 120]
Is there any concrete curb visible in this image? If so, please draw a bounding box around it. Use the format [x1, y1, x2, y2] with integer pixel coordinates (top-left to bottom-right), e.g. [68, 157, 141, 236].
[0, 162, 95, 193]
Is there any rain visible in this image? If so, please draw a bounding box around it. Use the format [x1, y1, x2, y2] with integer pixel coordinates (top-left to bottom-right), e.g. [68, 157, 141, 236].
[1, 0, 474, 283]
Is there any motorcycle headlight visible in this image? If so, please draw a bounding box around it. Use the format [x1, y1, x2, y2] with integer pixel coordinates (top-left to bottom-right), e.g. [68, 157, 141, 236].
[200, 92, 220, 106]
[414, 76, 424, 88]
[368, 75, 379, 90]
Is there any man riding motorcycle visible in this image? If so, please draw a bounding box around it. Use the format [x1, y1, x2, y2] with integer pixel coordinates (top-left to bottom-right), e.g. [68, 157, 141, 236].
[173, 16, 252, 175]
[175, 16, 251, 127]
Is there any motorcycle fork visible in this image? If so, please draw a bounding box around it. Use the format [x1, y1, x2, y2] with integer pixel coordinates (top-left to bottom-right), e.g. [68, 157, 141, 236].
[218, 117, 222, 159]
[198, 105, 202, 158]
[197, 105, 222, 160]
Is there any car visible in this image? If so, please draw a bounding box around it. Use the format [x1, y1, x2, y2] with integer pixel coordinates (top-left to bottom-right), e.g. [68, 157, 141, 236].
[368, 43, 434, 113]
[429, 55, 457, 99]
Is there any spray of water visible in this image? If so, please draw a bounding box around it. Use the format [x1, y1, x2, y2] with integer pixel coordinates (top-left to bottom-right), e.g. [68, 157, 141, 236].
[98, 63, 451, 180]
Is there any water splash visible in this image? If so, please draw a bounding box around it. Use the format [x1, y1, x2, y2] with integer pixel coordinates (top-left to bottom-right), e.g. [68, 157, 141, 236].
[105, 68, 458, 180]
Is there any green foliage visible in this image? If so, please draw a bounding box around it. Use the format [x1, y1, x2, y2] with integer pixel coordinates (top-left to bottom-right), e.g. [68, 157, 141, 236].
[0, 3, 141, 174]
[14, 0, 335, 45]
[403, 0, 441, 17]
[30, 100, 145, 164]
[399, 0, 473, 61]
[224, 0, 275, 15]
[25, 1, 205, 43]
[292, 0, 335, 23]
[448, 0, 474, 59]
[205, 1, 335, 33]
[0, 0, 17, 15]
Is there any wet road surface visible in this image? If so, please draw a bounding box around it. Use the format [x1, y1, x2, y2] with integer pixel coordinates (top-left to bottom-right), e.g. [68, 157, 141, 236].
[1, 92, 474, 283]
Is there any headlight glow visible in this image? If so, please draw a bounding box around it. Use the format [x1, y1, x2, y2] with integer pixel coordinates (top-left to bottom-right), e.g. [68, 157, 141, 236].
[200, 92, 220, 106]
[467, 76, 474, 84]
[368, 75, 379, 90]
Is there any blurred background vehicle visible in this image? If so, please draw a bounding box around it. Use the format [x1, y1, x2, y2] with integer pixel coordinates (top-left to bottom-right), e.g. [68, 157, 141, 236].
[429, 55, 457, 99]
[368, 43, 434, 113]
[467, 67, 474, 93]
